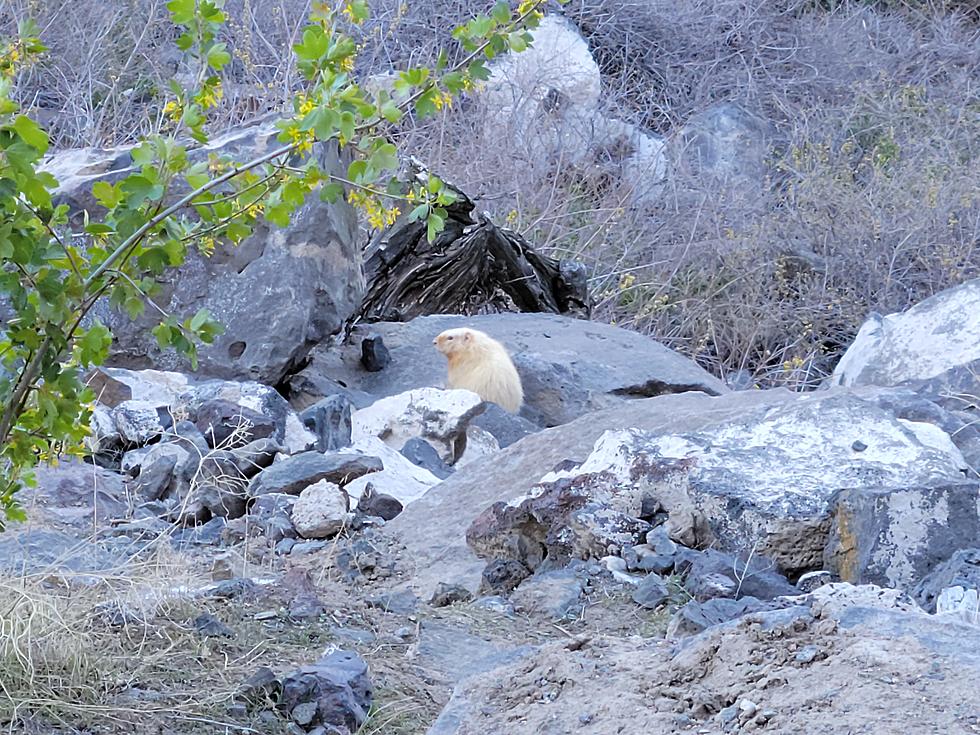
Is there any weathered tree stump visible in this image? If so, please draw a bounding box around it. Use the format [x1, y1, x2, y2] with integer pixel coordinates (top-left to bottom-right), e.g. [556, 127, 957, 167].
[355, 168, 591, 323]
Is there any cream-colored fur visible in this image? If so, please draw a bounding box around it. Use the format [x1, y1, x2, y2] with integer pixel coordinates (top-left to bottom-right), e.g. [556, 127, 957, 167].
[432, 327, 524, 413]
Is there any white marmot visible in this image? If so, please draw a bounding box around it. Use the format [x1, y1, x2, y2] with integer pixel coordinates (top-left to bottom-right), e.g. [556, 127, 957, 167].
[432, 327, 524, 413]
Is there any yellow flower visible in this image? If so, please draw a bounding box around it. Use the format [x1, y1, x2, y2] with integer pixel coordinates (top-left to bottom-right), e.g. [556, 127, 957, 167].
[432, 90, 453, 111]
[297, 93, 317, 115]
[163, 99, 183, 122]
[287, 126, 313, 155]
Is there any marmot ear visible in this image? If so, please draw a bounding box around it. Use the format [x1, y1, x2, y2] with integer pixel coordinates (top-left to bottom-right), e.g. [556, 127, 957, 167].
[463, 331, 472, 342]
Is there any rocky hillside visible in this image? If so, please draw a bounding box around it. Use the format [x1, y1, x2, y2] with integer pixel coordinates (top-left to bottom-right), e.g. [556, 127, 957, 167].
[4, 257, 980, 733]
[2, 2, 980, 735]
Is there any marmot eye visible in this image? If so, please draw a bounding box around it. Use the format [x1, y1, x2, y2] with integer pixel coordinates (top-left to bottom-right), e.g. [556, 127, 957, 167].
[446, 336, 454, 340]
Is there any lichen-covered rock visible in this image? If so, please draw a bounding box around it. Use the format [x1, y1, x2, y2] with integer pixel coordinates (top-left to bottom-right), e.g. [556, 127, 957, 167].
[831, 278, 980, 405]
[351, 387, 486, 464]
[824, 483, 979, 591]
[342, 436, 440, 507]
[912, 548, 980, 614]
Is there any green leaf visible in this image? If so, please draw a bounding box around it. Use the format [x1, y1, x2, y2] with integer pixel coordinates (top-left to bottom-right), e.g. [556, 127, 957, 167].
[166, 0, 195, 24]
[206, 42, 231, 70]
[491, 1, 510, 24]
[92, 180, 123, 208]
[84, 223, 116, 236]
[380, 100, 403, 124]
[426, 211, 445, 242]
[120, 175, 165, 205]
[152, 323, 172, 349]
[189, 308, 210, 332]
[320, 182, 345, 203]
[12, 115, 49, 154]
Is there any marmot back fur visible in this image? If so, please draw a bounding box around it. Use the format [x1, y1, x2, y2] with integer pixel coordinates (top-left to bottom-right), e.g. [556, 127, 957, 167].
[433, 327, 524, 413]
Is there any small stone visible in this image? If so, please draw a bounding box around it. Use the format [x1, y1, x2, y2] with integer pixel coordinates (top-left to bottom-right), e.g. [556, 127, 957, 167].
[400, 437, 453, 480]
[357, 483, 404, 521]
[472, 595, 516, 615]
[579, 712, 594, 725]
[237, 666, 280, 705]
[480, 559, 530, 594]
[366, 590, 418, 615]
[686, 572, 737, 601]
[796, 570, 834, 592]
[193, 612, 234, 638]
[739, 699, 758, 718]
[718, 704, 738, 724]
[276, 538, 297, 555]
[794, 645, 819, 664]
[226, 702, 248, 719]
[632, 573, 670, 609]
[360, 334, 391, 372]
[290, 540, 328, 556]
[291, 701, 318, 726]
[300, 395, 353, 452]
[851, 440, 868, 452]
[291, 480, 349, 539]
[394, 626, 414, 640]
[429, 583, 474, 607]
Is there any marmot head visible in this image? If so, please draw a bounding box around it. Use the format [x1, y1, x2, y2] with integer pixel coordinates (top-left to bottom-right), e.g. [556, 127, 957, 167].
[433, 327, 474, 356]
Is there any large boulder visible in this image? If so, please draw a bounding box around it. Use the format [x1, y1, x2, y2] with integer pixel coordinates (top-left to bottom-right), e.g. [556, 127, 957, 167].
[45, 120, 361, 384]
[26, 459, 129, 530]
[387, 388, 797, 598]
[288, 313, 727, 427]
[831, 278, 980, 407]
[467, 391, 968, 581]
[387, 388, 970, 597]
[825, 483, 980, 591]
[475, 15, 667, 205]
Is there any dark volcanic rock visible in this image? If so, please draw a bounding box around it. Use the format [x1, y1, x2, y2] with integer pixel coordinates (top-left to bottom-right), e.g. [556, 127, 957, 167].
[246, 452, 382, 498]
[279, 650, 373, 733]
[470, 403, 542, 447]
[301, 395, 354, 452]
[360, 334, 391, 372]
[825, 483, 980, 590]
[632, 573, 670, 609]
[50, 121, 363, 384]
[356, 484, 403, 521]
[912, 548, 980, 613]
[400, 437, 453, 479]
[193, 399, 277, 447]
[667, 596, 783, 637]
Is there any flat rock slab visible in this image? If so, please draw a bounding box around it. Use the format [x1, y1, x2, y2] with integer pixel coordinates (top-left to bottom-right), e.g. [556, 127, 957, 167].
[246, 452, 383, 498]
[289, 313, 728, 427]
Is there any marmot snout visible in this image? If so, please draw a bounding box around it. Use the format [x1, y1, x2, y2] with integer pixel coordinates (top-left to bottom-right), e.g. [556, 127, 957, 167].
[433, 327, 524, 413]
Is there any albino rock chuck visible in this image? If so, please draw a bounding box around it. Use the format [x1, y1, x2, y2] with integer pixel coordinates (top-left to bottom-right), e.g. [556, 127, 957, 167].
[432, 327, 524, 413]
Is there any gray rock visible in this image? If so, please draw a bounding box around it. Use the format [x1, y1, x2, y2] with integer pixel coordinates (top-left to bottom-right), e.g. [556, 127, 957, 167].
[400, 437, 453, 479]
[685, 572, 738, 601]
[195, 483, 246, 520]
[831, 279, 980, 409]
[291, 480, 349, 539]
[172, 517, 226, 546]
[509, 568, 584, 619]
[480, 559, 531, 594]
[193, 612, 235, 638]
[356, 484, 403, 521]
[0, 530, 121, 577]
[246, 452, 382, 498]
[193, 399, 276, 448]
[666, 596, 782, 637]
[55, 122, 362, 384]
[429, 583, 474, 607]
[389, 389, 799, 598]
[466, 485, 650, 576]
[796, 570, 836, 593]
[236, 666, 281, 706]
[632, 573, 670, 609]
[278, 650, 372, 733]
[365, 590, 418, 615]
[290, 540, 328, 556]
[113, 400, 172, 445]
[912, 548, 980, 613]
[683, 549, 797, 601]
[301, 395, 354, 452]
[27, 459, 128, 530]
[289, 313, 727, 428]
[470, 403, 541, 448]
[825, 483, 980, 590]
